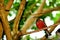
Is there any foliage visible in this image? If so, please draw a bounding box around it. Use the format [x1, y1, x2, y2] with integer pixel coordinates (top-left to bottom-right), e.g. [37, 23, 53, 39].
[3, 0, 60, 40]
[21, 35, 40, 40]
[52, 12, 60, 23]
[4, 0, 9, 5]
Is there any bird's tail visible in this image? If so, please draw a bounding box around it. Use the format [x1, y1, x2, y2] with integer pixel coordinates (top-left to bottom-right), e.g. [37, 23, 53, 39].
[44, 29, 51, 38]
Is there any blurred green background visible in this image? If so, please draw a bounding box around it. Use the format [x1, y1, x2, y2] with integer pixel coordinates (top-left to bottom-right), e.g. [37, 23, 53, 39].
[4, 0, 60, 40]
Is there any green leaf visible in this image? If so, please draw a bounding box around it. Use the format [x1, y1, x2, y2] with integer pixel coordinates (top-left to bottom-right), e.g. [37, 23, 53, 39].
[26, 35, 30, 40]
[56, 3, 60, 6]
[13, 2, 20, 10]
[31, 26, 38, 30]
[52, 0, 56, 4]
[52, 13, 60, 23]
[4, 0, 9, 5]
[9, 21, 14, 30]
[9, 13, 12, 16]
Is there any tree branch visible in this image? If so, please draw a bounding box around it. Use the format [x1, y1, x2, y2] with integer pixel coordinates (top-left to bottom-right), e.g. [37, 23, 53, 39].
[22, 23, 60, 35]
[0, 22, 3, 39]
[0, 9, 12, 40]
[0, 0, 4, 3]
[21, 6, 60, 34]
[0, 3, 12, 40]
[0, 0, 14, 17]
[32, 6, 60, 17]
[14, 19, 60, 40]
[5, 0, 14, 16]
[21, 0, 46, 34]
[40, 19, 60, 40]
[5, 0, 14, 11]
[9, 6, 60, 22]
[13, 0, 26, 35]
[43, 6, 60, 13]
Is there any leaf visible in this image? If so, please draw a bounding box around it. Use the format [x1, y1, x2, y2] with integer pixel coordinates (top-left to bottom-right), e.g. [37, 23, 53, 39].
[26, 35, 30, 40]
[13, 2, 20, 10]
[4, 0, 9, 5]
[52, 13, 60, 23]
[56, 3, 60, 6]
[9, 21, 14, 30]
[31, 26, 38, 30]
[52, 0, 56, 4]
[9, 13, 12, 16]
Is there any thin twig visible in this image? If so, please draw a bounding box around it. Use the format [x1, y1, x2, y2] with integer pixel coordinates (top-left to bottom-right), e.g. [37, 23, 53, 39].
[21, 0, 46, 34]
[13, 0, 26, 36]
[14, 20, 60, 40]
[40, 19, 60, 40]
[32, 6, 60, 18]
[9, 6, 60, 22]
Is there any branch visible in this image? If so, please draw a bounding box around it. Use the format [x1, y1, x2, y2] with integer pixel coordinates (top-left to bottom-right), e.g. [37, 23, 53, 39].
[13, 0, 26, 35]
[9, 6, 60, 22]
[32, 6, 60, 17]
[0, 22, 3, 39]
[5, 0, 14, 10]
[21, 0, 46, 34]
[0, 10, 12, 40]
[0, 0, 4, 3]
[0, 4, 12, 40]
[40, 19, 60, 40]
[5, 0, 14, 16]
[43, 6, 60, 13]
[36, 0, 46, 13]
[0, 0, 14, 17]
[21, 6, 60, 34]
[23, 23, 60, 35]
[8, 2, 37, 23]
[14, 19, 60, 40]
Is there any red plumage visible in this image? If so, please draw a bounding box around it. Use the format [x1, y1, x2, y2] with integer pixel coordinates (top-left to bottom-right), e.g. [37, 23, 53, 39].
[36, 19, 51, 38]
[36, 19, 47, 30]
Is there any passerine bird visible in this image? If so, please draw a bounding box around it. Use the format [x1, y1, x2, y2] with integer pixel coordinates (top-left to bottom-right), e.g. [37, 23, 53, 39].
[36, 18, 51, 38]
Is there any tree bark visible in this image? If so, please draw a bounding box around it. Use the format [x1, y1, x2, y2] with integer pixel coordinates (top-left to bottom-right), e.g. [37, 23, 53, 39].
[5, 0, 14, 16]
[0, 3, 12, 40]
[13, 0, 26, 35]
[21, 0, 46, 34]
[0, 22, 3, 39]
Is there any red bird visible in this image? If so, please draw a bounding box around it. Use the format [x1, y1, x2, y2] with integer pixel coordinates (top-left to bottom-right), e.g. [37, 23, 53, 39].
[36, 19, 46, 30]
[36, 18, 51, 38]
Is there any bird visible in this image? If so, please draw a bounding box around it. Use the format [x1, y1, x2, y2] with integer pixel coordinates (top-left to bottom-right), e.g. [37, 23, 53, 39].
[36, 18, 51, 38]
